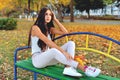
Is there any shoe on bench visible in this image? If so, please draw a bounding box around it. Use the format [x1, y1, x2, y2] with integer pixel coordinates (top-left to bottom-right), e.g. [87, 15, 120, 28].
[85, 66, 101, 77]
[63, 67, 82, 77]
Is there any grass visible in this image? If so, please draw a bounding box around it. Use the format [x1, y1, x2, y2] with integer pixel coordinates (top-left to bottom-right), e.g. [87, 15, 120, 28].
[0, 18, 120, 79]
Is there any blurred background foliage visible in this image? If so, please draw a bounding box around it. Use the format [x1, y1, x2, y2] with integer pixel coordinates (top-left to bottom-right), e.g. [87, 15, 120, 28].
[0, 0, 120, 22]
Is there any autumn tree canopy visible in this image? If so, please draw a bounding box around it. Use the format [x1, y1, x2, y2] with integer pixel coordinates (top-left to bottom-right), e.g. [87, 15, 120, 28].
[0, 0, 14, 11]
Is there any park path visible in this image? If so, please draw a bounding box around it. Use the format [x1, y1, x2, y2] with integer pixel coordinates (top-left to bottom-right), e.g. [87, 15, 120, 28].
[64, 19, 120, 25]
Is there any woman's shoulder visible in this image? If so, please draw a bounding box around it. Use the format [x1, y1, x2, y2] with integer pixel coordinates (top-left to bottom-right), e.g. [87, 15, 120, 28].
[32, 25, 40, 31]
[32, 25, 38, 28]
[31, 25, 41, 36]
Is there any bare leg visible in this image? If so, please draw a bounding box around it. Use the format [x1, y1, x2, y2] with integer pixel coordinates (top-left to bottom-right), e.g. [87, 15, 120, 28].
[77, 63, 85, 72]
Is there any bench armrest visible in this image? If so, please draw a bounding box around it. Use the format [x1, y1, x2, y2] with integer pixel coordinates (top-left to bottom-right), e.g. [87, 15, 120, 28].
[54, 32, 120, 45]
[14, 46, 31, 63]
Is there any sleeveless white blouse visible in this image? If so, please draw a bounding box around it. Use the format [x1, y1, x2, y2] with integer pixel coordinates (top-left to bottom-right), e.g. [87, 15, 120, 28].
[31, 34, 51, 54]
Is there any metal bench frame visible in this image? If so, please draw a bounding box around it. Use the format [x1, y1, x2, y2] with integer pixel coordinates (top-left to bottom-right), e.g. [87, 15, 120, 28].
[14, 32, 120, 80]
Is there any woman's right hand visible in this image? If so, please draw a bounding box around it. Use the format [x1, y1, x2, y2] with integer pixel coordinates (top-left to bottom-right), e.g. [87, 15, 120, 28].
[63, 51, 73, 61]
[52, 11, 57, 21]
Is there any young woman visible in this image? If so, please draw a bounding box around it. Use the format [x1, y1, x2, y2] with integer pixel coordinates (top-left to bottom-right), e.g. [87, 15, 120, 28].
[28, 7, 101, 77]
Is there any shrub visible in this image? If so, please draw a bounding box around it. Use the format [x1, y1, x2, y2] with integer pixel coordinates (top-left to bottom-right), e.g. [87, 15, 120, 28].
[0, 18, 17, 30]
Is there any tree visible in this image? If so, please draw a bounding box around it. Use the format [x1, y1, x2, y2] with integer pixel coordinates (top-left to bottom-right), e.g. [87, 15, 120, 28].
[116, 0, 120, 6]
[49, 0, 70, 22]
[74, 0, 105, 18]
[28, 0, 31, 14]
[116, 0, 120, 18]
[29, 0, 49, 13]
[103, 0, 115, 15]
[0, 0, 14, 16]
[0, 0, 12, 10]
[117, 0, 120, 2]
[70, 0, 74, 22]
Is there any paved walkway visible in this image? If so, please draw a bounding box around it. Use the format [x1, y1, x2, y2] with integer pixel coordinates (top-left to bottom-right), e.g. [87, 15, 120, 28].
[64, 19, 120, 25]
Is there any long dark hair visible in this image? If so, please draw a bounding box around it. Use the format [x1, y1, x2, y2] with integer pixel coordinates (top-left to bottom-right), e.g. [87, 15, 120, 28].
[28, 7, 55, 50]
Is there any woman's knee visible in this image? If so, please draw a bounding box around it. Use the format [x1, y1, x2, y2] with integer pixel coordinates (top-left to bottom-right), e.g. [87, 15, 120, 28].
[67, 41, 75, 46]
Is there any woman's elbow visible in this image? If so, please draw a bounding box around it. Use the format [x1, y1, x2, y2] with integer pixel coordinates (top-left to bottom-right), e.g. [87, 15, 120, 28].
[64, 31, 69, 34]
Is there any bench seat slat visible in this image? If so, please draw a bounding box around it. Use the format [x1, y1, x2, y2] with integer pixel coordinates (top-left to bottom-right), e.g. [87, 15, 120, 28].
[16, 59, 120, 80]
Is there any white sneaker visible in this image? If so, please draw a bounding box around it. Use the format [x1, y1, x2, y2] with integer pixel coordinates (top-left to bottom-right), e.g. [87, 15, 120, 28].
[71, 67, 78, 72]
[63, 67, 82, 77]
[85, 66, 101, 77]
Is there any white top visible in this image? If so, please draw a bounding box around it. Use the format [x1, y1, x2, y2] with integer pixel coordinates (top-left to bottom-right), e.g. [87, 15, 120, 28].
[31, 34, 51, 54]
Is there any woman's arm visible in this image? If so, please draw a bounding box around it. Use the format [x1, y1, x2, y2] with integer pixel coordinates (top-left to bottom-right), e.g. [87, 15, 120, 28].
[51, 13, 68, 35]
[32, 25, 73, 60]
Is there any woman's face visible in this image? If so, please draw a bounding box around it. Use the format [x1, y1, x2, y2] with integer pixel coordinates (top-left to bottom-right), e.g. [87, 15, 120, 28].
[45, 10, 52, 23]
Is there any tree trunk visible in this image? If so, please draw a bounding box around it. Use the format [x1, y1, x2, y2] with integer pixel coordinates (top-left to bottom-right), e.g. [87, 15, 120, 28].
[118, 5, 120, 18]
[104, 6, 107, 15]
[28, 0, 31, 14]
[36, 3, 39, 13]
[86, 9, 90, 19]
[56, 5, 63, 22]
[70, 0, 74, 22]
[111, 5, 113, 15]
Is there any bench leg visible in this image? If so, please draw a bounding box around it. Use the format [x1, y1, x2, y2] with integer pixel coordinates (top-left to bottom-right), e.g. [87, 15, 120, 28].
[33, 72, 37, 80]
[14, 65, 17, 80]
